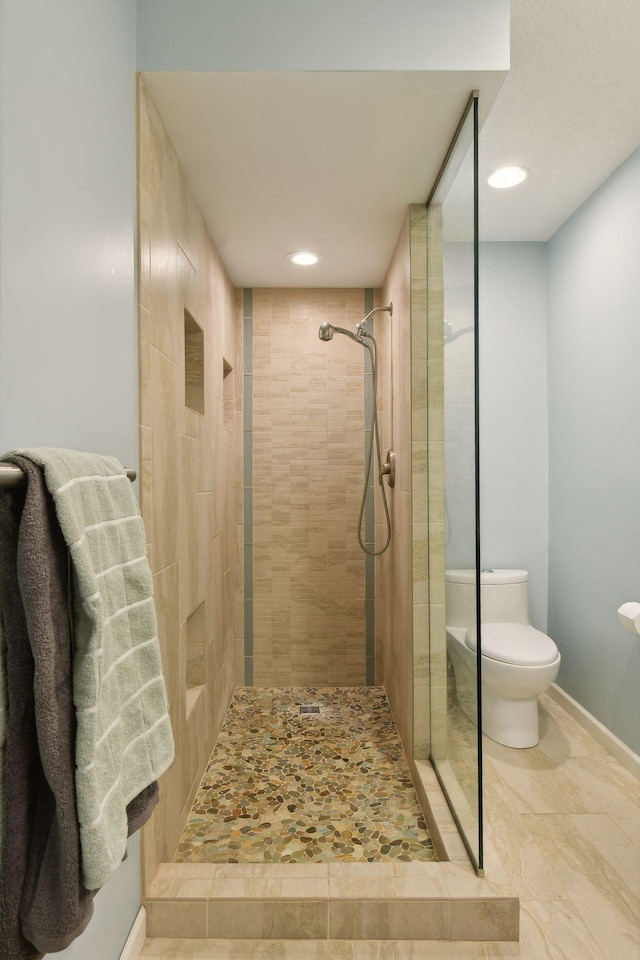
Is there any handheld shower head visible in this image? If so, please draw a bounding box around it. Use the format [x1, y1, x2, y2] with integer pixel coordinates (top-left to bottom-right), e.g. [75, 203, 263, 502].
[318, 323, 359, 343]
[319, 304, 392, 345]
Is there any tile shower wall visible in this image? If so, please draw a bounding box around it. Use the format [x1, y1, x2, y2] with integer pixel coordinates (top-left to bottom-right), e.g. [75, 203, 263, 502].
[377, 205, 434, 762]
[250, 289, 373, 686]
[377, 211, 413, 754]
[137, 78, 241, 880]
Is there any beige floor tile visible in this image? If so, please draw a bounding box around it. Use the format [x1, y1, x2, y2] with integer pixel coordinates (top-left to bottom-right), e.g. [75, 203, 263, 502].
[482, 747, 604, 816]
[209, 879, 329, 900]
[567, 753, 640, 826]
[328, 878, 447, 900]
[485, 900, 608, 959]
[561, 812, 640, 894]
[327, 863, 443, 879]
[214, 864, 330, 880]
[481, 776, 566, 899]
[148, 877, 212, 899]
[535, 695, 611, 762]
[392, 943, 490, 959]
[517, 814, 639, 958]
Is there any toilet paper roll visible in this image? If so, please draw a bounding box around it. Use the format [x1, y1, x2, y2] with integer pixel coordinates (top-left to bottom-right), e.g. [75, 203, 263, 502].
[617, 602, 640, 635]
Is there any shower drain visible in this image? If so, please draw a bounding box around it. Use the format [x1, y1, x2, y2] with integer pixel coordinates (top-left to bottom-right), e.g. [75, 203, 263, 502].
[299, 704, 321, 716]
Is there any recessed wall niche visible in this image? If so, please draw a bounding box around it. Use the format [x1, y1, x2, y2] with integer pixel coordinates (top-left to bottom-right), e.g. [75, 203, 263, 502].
[223, 357, 233, 430]
[184, 310, 205, 414]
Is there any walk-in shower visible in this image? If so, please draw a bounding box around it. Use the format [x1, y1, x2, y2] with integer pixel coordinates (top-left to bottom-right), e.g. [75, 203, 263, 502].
[318, 304, 394, 556]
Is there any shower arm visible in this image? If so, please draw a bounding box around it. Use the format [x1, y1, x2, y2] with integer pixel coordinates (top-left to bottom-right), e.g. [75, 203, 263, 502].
[355, 303, 393, 340]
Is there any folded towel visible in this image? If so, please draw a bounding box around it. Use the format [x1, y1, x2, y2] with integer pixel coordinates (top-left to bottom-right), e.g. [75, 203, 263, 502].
[11, 448, 174, 890]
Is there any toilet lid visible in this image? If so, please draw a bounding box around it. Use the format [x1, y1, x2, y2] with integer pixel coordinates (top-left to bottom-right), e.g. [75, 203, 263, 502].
[465, 622, 559, 666]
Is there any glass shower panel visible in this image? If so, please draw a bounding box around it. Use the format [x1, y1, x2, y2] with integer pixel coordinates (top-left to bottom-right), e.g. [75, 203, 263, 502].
[426, 96, 482, 872]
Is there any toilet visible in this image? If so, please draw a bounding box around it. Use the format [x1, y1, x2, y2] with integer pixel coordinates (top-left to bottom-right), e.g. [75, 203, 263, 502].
[445, 569, 560, 748]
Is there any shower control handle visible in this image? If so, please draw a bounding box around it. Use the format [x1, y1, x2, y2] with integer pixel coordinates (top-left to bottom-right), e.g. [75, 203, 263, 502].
[380, 449, 396, 488]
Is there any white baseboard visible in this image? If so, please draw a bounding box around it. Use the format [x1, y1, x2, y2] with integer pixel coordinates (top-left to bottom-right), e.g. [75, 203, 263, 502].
[548, 683, 640, 780]
[119, 906, 146, 960]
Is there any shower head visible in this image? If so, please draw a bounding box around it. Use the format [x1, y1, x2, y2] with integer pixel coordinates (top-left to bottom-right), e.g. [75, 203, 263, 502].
[318, 303, 393, 345]
[318, 322, 334, 341]
[317, 322, 359, 343]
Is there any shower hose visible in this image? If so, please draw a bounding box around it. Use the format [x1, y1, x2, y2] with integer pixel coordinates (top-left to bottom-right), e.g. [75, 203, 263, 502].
[358, 333, 392, 556]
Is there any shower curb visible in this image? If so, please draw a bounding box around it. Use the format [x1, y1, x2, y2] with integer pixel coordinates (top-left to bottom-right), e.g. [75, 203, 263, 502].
[143, 861, 518, 941]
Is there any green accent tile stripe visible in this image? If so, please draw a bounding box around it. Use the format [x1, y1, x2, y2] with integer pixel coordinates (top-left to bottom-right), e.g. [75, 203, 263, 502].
[366, 656, 376, 685]
[243, 430, 252, 487]
[243, 600, 253, 656]
[364, 288, 376, 685]
[366, 554, 375, 596]
[244, 657, 253, 685]
[244, 544, 253, 599]
[243, 485, 253, 539]
[243, 319, 252, 373]
[243, 373, 253, 423]
[365, 599, 375, 659]
[243, 289, 253, 684]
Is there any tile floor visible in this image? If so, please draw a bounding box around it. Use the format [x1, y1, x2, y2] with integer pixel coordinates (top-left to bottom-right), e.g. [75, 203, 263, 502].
[142, 690, 639, 958]
[175, 688, 436, 863]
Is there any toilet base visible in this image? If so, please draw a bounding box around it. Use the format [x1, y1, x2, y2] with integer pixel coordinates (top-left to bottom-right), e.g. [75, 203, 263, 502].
[483, 694, 539, 748]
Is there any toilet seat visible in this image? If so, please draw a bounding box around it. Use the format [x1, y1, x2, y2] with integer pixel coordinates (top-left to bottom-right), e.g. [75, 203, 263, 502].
[465, 622, 558, 667]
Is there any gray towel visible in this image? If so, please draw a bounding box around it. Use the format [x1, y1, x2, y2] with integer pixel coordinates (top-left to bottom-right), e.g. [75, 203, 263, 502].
[0, 476, 42, 960]
[0, 458, 160, 958]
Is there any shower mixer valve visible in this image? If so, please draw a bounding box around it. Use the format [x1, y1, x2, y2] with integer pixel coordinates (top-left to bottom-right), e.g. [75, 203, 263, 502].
[380, 449, 396, 487]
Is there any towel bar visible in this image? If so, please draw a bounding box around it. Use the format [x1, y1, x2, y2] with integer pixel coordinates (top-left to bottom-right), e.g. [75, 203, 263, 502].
[0, 462, 136, 488]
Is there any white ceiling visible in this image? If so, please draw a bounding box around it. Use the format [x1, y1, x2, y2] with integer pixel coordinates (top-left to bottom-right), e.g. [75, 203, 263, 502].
[143, 70, 505, 287]
[480, 0, 640, 241]
[143, 0, 640, 286]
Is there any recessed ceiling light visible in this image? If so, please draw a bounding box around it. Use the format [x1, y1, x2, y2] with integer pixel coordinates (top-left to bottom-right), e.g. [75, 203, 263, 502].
[487, 166, 529, 189]
[287, 251, 320, 266]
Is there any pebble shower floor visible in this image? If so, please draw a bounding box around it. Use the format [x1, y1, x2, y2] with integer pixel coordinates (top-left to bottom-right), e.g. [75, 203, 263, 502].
[175, 687, 437, 863]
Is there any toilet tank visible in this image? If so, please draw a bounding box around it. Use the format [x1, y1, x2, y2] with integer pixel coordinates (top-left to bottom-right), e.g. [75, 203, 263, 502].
[445, 569, 530, 628]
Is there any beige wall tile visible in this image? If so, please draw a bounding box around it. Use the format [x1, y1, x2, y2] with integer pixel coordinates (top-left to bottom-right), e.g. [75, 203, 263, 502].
[208, 901, 328, 940]
[145, 900, 208, 938]
[449, 898, 519, 942]
[137, 78, 240, 893]
[328, 900, 449, 940]
[251, 289, 370, 685]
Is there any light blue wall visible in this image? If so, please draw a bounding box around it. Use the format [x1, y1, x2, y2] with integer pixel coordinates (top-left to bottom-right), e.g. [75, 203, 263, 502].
[547, 148, 640, 753]
[137, 0, 510, 71]
[479, 242, 549, 632]
[0, 0, 138, 468]
[0, 1, 141, 956]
